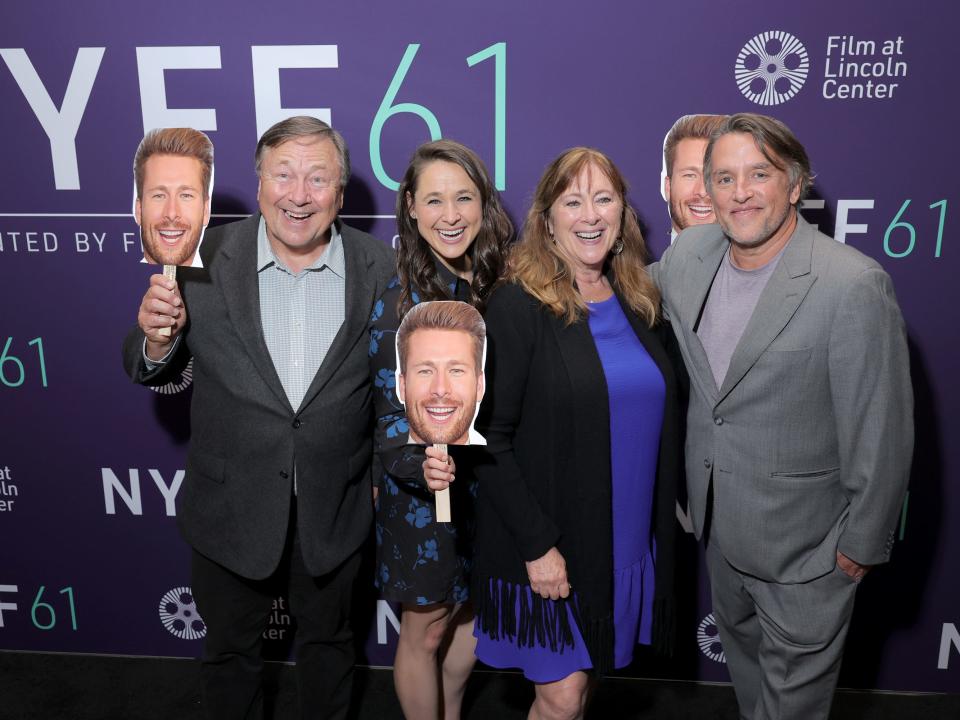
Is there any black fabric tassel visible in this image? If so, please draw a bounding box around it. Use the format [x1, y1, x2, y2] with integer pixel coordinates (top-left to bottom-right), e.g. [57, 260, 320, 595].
[475, 574, 665, 676]
[651, 596, 676, 658]
[475, 574, 577, 653]
[569, 601, 614, 677]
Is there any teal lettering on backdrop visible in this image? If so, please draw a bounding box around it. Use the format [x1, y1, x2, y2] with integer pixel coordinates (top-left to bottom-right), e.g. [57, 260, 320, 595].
[884, 199, 949, 258]
[30, 586, 78, 631]
[370, 42, 507, 191]
[1, 337, 48, 388]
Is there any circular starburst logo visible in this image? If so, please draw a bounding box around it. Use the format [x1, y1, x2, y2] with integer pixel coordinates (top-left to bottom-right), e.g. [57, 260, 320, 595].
[148, 358, 194, 395]
[159, 586, 206, 640]
[697, 612, 726, 663]
[735, 31, 809, 106]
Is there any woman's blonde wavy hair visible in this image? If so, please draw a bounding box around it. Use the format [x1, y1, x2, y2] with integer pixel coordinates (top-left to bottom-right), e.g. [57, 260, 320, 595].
[509, 147, 660, 326]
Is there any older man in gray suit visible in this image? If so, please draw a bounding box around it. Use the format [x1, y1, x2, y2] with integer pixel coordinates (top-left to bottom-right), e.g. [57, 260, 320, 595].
[123, 116, 393, 719]
[652, 113, 912, 719]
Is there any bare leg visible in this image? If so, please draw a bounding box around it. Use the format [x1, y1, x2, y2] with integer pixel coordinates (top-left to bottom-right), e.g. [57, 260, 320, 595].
[528, 671, 590, 720]
[437, 604, 477, 720]
[393, 603, 454, 719]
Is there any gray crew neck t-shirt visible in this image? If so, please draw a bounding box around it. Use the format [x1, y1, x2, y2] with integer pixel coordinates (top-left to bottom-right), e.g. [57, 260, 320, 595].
[697, 245, 785, 389]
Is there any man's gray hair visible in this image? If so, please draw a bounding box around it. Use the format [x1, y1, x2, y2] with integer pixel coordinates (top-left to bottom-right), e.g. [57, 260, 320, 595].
[255, 115, 350, 187]
[704, 113, 814, 206]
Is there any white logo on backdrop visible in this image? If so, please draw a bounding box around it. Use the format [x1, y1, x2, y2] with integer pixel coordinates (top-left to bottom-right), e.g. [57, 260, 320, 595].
[735, 31, 809, 106]
[148, 358, 194, 395]
[697, 612, 726, 663]
[159, 586, 206, 640]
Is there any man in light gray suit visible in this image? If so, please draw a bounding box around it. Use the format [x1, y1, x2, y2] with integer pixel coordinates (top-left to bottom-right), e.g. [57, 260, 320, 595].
[123, 116, 393, 719]
[652, 113, 912, 719]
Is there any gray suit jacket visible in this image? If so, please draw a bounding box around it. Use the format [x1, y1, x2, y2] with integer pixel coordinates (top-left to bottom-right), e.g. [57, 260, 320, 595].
[652, 216, 913, 583]
[123, 214, 394, 579]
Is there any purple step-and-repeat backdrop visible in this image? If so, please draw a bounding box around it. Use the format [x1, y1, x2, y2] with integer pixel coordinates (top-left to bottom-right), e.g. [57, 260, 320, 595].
[1, 1, 956, 693]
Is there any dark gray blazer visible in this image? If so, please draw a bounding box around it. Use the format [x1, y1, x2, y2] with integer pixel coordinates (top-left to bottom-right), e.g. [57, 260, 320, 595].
[651, 216, 913, 583]
[123, 214, 394, 579]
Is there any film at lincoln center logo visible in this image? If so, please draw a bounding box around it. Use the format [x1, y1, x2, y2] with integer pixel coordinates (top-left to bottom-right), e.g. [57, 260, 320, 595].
[697, 612, 726, 663]
[735, 31, 809, 106]
[148, 358, 194, 395]
[159, 586, 206, 640]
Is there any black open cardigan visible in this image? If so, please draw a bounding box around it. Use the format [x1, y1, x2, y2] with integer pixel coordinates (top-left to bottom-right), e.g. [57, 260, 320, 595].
[472, 280, 683, 675]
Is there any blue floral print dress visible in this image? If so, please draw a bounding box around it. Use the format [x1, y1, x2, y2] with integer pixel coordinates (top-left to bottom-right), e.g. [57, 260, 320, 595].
[369, 263, 477, 605]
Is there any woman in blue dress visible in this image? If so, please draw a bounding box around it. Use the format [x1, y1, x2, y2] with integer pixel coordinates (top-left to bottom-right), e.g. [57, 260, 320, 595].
[369, 139, 512, 719]
[469, 148, 682, 719]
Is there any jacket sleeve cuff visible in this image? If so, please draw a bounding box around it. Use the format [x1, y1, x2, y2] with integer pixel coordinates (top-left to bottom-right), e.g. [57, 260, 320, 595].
[516, 523, 561, 563]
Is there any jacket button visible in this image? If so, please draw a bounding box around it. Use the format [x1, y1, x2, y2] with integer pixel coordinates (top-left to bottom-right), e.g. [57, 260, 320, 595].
[714, 416, 724, 426]
[292, 418, 302, 429]
[704, 458, 712, 469]
[279, 470, 289, 479]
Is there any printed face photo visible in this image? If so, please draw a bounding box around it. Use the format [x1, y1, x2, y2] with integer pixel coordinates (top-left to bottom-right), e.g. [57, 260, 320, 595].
[398, 327, 485, 446]
[136, 154, 211, 267]
[665, 137, 715, 232]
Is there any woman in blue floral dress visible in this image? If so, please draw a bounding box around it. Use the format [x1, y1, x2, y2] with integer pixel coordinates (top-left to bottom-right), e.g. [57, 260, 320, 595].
[369, 139, 512, 719]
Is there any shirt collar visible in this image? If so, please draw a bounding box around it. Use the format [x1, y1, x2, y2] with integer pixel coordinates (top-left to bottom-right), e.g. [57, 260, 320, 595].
[432, 254, 468, 295]
[257, 216, 346, 277]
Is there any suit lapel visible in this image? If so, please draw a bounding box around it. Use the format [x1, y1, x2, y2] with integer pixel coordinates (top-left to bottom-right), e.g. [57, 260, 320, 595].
[215, 215, 293, 413]
[717, 219, 816, 403]
[299, 225, 377, 410]
[549, 311, 611, 509]
[680, 238, 727, 402]
[551, 314, 608, 404]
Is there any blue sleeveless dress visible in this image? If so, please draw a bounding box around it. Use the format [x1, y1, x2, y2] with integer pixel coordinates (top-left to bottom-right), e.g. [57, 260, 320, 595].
[474, 295, 666, 681]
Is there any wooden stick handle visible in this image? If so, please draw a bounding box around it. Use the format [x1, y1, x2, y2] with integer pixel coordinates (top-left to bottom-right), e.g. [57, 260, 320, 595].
[157, 264, 177, 338]
[433, 443, 452, 523]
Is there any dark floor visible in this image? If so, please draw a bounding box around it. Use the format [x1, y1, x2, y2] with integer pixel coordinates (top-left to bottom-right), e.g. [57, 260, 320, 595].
[1, 651, 957, 720]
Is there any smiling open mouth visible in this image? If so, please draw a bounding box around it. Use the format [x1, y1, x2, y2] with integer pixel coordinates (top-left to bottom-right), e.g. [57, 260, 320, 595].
[425, 406, 457, 422]
[438, 228, 466, 241]
[575, 231, 602, 240]
[688, 204, 713, 218]
[284, 210, 314, 221]
[157, 229, 187, 244]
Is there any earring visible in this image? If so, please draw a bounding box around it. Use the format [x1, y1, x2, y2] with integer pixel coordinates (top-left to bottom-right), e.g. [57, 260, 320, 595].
[612, 238, 624, 255]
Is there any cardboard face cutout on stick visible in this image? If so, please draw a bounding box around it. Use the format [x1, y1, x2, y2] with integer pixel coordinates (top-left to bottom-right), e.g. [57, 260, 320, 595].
[395, 301, 487, 447]
[133, 127, 214, 269]
[395, 301, 487, 523]
[660, 113, 727, 242]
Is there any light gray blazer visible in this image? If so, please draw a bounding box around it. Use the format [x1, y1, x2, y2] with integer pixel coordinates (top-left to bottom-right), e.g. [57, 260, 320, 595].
[123, 214, 394, 580]
[652, 215, 913, 583]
